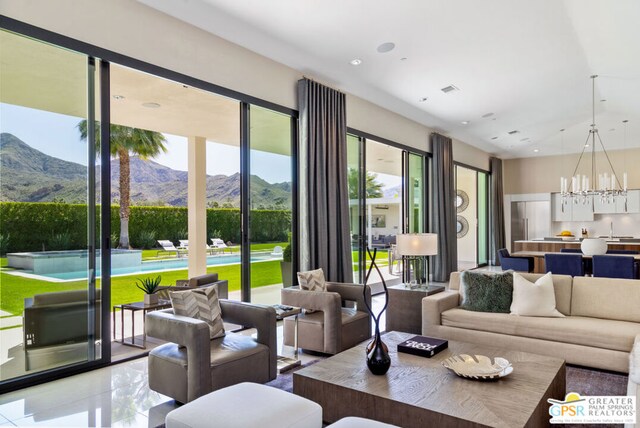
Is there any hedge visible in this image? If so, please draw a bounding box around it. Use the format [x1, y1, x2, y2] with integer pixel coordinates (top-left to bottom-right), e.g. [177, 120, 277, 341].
[0, 202, 291, 253]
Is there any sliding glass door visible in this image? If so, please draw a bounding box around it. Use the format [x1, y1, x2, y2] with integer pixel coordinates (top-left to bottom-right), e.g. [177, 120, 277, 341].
[248, 105, 294, 304]
[0, 30, 103, 383]
[347, 132, 427, 289]
[455, 164, 489, 269]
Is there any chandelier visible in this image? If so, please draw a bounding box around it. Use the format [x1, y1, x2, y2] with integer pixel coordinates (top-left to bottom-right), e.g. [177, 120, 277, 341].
[560, 75, 627, 205]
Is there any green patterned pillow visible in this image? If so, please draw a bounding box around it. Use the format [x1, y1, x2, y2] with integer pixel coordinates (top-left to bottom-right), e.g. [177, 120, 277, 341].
[460, 271, 513, 313]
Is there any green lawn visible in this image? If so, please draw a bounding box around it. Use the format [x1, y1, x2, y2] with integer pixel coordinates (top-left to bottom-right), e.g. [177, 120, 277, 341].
[0, 242, 388, 316]
[0, 257, 283, 316]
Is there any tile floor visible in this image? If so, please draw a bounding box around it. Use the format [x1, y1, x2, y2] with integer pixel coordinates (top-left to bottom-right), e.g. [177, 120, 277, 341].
[0, 293, 391, 427]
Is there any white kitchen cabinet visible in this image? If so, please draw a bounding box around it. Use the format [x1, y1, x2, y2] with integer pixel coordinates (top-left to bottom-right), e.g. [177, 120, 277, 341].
[593, 195, 617, 214]
[552, 193, 594, 221]
[571, 196, 594, 221]
[552, 193, 572, 221]
[615, 190, 640, 213]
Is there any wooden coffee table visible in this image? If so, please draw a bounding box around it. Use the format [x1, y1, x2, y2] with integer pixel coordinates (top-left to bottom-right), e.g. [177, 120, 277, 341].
[293, 331, 565, 427]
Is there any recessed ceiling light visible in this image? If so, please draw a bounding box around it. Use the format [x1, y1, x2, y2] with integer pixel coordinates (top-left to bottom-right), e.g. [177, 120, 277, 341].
[585, 144, 590, 147]
[441, 85, 460, 94]
[508, 130, 520, 135]
[533, 149, 539, 153]
[349, 58, 362, 66]
[560, 128, 565, 132]
[400, 57, 408, 61]
[481, 112, 494, 118]
[623, 120, 629, 123]
[491, 136, 499, 140]
[600, 99, 607, 102]
[142, 102, 161, 108]
[418, 97, 428, 103]
[461, 121, 470, 125]
[609, 128, 616, 132]
[112, 95, 125, 100]
[376, 42, 395, 53]
[377, 158, 384, 161]
[521, 137, 530, 141]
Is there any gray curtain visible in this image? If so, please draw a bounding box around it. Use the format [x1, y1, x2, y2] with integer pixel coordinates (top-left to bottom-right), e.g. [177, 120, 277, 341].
[297, 78, 353, 283]
[430, 133, 457, 282]
[489, 156, 506, 265]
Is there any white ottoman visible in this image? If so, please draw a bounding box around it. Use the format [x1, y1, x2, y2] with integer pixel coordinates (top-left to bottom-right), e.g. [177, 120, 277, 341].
[165, 382, 322, 428]
[328, 417, 399, 427]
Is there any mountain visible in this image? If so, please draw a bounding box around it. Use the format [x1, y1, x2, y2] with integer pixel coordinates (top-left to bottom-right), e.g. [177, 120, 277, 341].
[0, 133, 291, 208]
[0, 133, 88, 203]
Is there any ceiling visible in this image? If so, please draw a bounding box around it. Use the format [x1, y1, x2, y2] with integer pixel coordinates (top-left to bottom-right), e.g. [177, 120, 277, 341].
[1, 29, 292, 156]
[137, 0, 640, 159]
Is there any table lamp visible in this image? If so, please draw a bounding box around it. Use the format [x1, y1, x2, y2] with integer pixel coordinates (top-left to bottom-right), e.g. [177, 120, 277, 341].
[396, 233, 438, 289]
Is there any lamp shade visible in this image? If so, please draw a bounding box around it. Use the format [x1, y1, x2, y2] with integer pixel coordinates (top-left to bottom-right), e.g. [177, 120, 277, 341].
[396, 233, 438, 256]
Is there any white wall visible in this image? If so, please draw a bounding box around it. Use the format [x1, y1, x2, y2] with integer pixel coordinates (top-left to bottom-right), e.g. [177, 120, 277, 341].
[0, 0, 491, 169]
[503, 147, 640, 194]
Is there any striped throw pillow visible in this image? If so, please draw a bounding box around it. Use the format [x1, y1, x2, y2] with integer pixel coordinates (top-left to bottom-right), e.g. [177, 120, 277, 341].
[297, 269, 327, 313]
[170, 286, 225, 339]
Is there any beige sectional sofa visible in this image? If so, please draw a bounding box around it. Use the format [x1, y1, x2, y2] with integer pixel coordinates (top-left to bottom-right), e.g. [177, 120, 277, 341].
[422, 272, 640, 373]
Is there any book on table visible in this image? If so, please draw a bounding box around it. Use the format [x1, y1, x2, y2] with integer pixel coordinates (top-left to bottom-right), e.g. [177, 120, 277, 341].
[397, 335, 448, 358]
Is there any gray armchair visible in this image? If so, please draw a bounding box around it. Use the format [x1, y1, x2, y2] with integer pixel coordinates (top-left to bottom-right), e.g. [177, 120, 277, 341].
[281, 282, 371, 355]
[145, 299, 277, 403]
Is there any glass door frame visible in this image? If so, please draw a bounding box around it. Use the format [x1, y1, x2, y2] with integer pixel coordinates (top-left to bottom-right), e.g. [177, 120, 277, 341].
[0, 31, 111, 393]
[241, 104, 298, 302]
[453, 161, 490, 268]
[0, 15, 299, 392]
[347, 128, 429, 285]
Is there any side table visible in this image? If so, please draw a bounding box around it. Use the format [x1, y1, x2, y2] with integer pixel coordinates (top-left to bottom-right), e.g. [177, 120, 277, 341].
[271, 304, 302, 373]
[386, 284, 445, 334]
[113, 299, 172, 349]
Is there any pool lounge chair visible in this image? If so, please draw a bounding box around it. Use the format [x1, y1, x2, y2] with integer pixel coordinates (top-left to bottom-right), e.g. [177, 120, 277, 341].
[179, 239, 218, 255]
[210, 238, 231, 254]
[271, 246, 283, 257]
[157, 240, 187, 258]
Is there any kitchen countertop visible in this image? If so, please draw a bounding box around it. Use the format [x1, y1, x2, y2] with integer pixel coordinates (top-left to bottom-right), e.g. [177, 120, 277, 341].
[514, 239, 640, 244]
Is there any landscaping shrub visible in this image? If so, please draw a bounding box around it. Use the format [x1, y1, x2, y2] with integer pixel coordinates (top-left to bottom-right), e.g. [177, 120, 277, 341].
[0, 202, 292, 252]
[48, 232, 73, 250]
[0, 233, 9, 256]
[132, 229, 157, 249]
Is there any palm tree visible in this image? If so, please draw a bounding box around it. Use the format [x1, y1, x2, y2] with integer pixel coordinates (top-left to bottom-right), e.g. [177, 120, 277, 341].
[348, 167, 384, 199]
[78, 122, 167, 249]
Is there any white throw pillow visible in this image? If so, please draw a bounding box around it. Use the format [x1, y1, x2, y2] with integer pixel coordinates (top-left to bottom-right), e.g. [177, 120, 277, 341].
[510, 272, 565, 317]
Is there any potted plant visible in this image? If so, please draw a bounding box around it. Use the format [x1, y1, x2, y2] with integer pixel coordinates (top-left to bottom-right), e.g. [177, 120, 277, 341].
[136, 275, 162, 305]
[280, 242, 293, 287]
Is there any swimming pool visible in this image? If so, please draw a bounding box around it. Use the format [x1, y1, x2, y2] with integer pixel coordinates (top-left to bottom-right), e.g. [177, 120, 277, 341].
[17, 253, 279, 281]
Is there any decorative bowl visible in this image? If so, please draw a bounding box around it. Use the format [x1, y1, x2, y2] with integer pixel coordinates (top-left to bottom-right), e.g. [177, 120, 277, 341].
[442, 354, 512, 380]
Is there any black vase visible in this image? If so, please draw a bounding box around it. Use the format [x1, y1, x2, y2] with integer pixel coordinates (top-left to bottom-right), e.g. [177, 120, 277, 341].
[366, 327, 391, 375]
[363, 247, 391, 375]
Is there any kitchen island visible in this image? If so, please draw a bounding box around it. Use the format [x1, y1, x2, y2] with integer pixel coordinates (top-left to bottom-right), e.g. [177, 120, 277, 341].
[513, 239, 640, 273]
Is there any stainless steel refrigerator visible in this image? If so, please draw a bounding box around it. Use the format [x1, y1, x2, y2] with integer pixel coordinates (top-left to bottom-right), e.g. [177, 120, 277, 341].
[511, 201, 550, 247]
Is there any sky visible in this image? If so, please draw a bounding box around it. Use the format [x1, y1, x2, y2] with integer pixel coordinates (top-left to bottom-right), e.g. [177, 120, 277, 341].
[1, 103, 401, 189]
[1, 103, 291, 184]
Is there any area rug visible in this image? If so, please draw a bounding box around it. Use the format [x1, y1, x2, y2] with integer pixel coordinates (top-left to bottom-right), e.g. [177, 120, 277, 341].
[265, 359, 321, 393]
